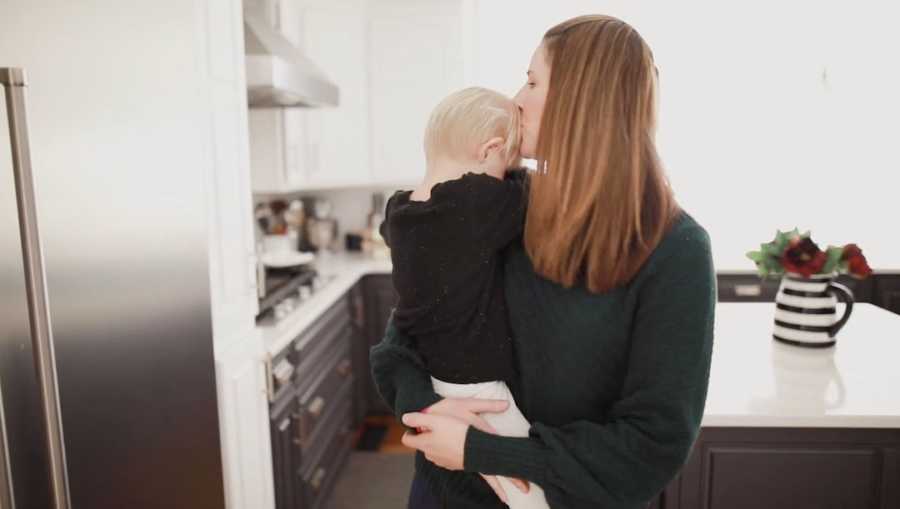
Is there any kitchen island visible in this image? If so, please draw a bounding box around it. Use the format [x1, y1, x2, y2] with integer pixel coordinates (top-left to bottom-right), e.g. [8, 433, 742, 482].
[664, 303, 900, 509]
[257, 255, 900, 509]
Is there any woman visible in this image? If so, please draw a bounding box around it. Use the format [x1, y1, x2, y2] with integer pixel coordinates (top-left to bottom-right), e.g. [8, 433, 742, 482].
[371, 15, 715, 509]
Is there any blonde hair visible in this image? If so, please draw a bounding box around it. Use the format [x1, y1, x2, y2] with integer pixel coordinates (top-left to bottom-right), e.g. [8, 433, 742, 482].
[424, 87, 520, 166]
[525, 15, 680, 293]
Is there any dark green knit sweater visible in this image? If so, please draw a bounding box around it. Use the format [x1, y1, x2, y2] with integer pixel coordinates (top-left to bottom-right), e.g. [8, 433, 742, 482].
[370, 212, 716, 509]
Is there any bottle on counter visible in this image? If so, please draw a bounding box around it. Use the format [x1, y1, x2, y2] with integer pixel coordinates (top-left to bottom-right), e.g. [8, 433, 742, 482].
[364, 192, 389, 258]
[284, 199, 305, 251]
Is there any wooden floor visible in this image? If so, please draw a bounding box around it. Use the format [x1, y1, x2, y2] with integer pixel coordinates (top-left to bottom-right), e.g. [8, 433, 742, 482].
[359, 414, 414, 454]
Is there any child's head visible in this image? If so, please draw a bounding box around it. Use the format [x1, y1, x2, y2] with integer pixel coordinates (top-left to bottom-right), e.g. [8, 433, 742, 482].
[424, 87, 520, 177]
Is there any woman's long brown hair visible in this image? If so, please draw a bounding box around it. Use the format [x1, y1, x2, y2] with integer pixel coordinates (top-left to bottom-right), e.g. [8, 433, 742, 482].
[525, 15, 680, 293]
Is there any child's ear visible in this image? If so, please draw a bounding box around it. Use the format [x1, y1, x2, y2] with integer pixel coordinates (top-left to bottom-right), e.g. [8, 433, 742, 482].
[478, 137, 505, 162]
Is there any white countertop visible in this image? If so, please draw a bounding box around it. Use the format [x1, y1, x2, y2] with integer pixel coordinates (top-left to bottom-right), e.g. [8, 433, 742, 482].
[255, 257, 900, 428]
[702, 302, 900, 428]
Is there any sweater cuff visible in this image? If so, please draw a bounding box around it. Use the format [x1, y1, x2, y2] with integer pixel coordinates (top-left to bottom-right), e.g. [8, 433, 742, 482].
[392, 362, 443, 416]
[463, 427, 551, 486]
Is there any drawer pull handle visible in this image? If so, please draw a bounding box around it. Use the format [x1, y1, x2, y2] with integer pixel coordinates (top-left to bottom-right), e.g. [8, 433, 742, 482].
[291, 412, 308, 447]
[735, 284, 762, 297]
[309, 396, 326, 418]
[336, 358, 352, 377]
[310, 467, 327, 492]
[273, 359, 295, 385]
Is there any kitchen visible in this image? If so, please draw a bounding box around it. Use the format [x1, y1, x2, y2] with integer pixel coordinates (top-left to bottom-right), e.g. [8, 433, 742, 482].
[1, 1, 899, 509]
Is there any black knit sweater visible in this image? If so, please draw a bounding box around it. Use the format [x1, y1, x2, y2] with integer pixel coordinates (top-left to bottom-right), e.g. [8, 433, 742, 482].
[379, 171, 525, 384]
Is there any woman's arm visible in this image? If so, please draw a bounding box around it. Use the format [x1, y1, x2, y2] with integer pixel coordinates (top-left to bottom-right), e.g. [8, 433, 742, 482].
[371, 314, 531, 503]
[461, 229, 716, 507]
[369, 314, 443, 417]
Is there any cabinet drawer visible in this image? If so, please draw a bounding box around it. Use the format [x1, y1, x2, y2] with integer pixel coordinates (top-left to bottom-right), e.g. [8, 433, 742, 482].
[716, 274, 780, 302]
[299, 402, 354, 509]
[293, 339, 354, 457]
[293, 297, 350, 375]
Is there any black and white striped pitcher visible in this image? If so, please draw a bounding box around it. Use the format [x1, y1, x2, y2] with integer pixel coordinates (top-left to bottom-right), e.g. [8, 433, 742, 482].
[773, 273, 854, 348]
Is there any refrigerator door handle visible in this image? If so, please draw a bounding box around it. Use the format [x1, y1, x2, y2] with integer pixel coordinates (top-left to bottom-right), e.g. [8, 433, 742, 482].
[0, 387, 13, 509]
[1, 67, 71, 509]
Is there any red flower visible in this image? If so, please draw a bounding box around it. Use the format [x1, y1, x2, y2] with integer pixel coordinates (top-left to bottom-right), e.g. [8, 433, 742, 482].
[842, 244, 873, 278]
[781, 236, 827, 277]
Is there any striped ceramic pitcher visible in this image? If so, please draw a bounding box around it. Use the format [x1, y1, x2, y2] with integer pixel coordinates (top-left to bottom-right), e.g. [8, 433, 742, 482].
[773, 273, 854, 348]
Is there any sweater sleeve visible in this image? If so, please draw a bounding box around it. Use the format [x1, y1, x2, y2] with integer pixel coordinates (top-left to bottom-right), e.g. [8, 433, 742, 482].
[463, 226, 716, 507]
[369, 313, 443, 417]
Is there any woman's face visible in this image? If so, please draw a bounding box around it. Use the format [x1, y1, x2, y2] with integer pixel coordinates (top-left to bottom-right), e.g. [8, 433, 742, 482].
[514, 43, 551, 159]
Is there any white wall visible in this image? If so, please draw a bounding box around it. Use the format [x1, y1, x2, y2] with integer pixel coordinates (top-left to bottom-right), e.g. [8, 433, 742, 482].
[462, 0, 900, 270]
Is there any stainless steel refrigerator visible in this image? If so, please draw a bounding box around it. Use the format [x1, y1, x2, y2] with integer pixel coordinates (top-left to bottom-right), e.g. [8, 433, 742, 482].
[1, 4, 226, 508]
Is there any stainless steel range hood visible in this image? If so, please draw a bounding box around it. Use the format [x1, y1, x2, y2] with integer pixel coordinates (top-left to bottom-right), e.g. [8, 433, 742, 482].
[244, 14, 339, 108]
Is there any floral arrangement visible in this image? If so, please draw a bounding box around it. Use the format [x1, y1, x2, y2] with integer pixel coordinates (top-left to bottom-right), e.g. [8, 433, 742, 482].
[746, 229, 872, 279]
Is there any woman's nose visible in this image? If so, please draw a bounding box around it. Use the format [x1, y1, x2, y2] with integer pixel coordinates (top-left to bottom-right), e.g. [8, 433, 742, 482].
[513, 87, 525, 109]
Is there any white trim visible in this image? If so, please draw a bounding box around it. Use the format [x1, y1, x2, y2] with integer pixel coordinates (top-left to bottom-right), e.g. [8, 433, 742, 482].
[782, 278, 830, 293]
[774, 309, 836, 327]
[773, 325, 832, 342]
[776, 293, 836, 308]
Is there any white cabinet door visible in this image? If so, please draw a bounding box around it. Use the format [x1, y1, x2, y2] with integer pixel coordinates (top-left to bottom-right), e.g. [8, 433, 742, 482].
[368, 1, 464, 185]
[299, 1, 370, 187]
[215, 335, 275, 509]
[198, 0, 274, 507]
[199, 0, 259, 348]
[249, 0, 367, 191]
[248, 108, 310, 193]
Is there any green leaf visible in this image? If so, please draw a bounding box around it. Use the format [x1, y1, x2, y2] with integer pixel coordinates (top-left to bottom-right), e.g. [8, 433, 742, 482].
[821, 246, 844, 274]
[763, 255, 784, 276]
[762, 242, 782, 258]
[773, 230, 790, 249]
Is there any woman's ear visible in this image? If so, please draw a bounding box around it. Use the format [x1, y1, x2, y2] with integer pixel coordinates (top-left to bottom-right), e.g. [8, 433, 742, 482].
[477, 137, 505, 162]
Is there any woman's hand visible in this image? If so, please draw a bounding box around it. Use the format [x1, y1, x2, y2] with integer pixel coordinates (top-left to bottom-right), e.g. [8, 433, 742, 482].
[401, 412, 469, 470]
[401, 403, 531, 501]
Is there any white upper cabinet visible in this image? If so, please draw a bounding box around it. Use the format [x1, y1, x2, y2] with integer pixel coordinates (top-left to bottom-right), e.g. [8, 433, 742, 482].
[248, 0, 370, 192]
[298, 0, 370, 187]
[247, 0, 465, 191]
[367, 0, 465, 186]
[248, 108, 310, 192]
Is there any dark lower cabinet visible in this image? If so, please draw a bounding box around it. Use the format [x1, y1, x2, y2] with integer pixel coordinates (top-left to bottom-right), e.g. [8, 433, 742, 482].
[348, 282, 368, 427]
[654, 427, 900, 509]
[270, 397, 299, 509]
[872, 274, 900, 315]
[717, 272, 900, 315]
[362, 274, 399, 415]
[269, 296, 357, 509]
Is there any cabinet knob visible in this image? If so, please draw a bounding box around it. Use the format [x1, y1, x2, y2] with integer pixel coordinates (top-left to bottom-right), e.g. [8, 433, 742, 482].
[309, 396, 326, 418]
[310, 467, 327, 492]
[336, 358, 352, 377]
[273, 359, 295, 385]
[291, 411, 309, 447]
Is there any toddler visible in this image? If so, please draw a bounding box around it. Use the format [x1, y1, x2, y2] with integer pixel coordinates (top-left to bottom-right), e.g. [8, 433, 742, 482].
[380, 87, 549, 509]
